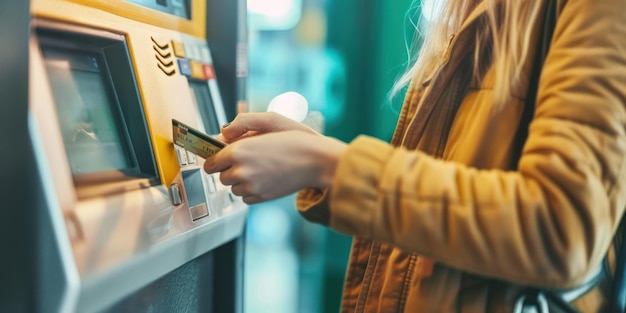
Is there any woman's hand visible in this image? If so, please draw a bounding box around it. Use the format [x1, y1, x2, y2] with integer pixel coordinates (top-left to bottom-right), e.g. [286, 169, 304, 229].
[204, 130, 347, 204]
[216, 112, 319, 143]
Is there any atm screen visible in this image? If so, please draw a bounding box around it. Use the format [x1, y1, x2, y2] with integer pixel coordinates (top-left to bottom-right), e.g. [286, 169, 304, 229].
[126, 0, 191, 19]
[189, 81, 220, 135]
[42, 47, 137, 175]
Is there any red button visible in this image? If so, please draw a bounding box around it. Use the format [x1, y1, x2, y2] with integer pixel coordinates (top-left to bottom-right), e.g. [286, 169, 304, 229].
[203, 64, 216, 80]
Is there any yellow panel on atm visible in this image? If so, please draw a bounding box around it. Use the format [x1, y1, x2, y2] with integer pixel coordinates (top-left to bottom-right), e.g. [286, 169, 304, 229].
[31, 0, 226, 186]
[65, 0, 207, 38]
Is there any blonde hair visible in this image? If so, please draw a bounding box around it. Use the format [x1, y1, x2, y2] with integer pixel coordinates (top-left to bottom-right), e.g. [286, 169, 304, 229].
[393, 0, 544, 106]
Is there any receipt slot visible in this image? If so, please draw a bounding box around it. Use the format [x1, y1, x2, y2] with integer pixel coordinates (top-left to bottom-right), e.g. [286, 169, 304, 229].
[27, 0, 248, 312]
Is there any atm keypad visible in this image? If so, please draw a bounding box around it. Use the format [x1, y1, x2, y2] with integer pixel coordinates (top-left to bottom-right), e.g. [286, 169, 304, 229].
[169, 38, 216, 81]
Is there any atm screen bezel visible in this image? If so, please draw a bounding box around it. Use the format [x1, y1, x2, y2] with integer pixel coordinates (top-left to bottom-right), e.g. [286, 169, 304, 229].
[40, 39, 142, 178]
[35, 21, 160, 198]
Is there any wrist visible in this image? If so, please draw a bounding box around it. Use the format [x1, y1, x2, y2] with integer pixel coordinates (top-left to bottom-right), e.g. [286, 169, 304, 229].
[314, 137, 347, 188]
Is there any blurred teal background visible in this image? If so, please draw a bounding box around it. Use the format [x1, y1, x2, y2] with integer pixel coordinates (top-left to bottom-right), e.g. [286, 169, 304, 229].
[244, 1, 416, 312]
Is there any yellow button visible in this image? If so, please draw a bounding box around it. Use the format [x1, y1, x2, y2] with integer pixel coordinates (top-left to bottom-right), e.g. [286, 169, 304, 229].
[190, 61, 205, 80]
[171, 40, 186, 58]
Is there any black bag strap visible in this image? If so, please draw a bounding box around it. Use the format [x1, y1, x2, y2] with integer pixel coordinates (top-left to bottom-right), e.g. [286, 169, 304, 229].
[513, 0, 556, 160]
[610, 218, 626, 312]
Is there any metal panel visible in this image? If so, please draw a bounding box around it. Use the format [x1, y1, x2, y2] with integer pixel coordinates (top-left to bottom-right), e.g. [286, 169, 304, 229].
[0, 1, 37, 312]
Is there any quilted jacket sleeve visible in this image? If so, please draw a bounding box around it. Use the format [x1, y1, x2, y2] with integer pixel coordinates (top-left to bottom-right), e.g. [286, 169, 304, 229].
[297, 0, 626, 288]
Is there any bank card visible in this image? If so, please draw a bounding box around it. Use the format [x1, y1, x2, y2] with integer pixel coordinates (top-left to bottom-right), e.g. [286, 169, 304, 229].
[172, 119, 226, 159]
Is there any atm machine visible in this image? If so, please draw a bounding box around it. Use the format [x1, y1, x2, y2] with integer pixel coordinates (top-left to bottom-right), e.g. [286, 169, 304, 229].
[26, 0, 248, 312]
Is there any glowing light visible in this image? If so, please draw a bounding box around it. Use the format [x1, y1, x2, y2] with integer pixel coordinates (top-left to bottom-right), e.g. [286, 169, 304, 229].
[248, 0, 294, 17]
[247, 0, 302, 30]
[267, 92, 309, 122]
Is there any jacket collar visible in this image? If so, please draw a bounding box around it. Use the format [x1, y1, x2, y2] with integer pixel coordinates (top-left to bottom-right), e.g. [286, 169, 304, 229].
[399, 0, 493, 149]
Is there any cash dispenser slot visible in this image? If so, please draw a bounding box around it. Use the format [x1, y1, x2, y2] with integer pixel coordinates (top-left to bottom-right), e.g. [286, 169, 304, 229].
[182, 169, 211, 220]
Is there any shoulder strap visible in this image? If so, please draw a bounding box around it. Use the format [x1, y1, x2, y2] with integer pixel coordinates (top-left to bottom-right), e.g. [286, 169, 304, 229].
[513, 0, 556, 164]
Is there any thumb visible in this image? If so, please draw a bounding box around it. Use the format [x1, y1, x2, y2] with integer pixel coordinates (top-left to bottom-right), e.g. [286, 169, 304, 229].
[221, 112, 284, 140]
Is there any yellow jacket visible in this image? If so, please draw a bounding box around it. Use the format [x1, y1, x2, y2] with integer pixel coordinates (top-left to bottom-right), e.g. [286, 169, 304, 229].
[296, 0, 626, 311]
